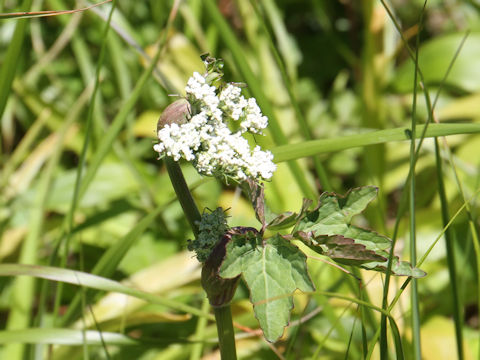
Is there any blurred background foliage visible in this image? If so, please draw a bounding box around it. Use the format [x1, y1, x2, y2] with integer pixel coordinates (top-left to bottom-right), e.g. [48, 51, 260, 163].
[0, 0, 480, 359]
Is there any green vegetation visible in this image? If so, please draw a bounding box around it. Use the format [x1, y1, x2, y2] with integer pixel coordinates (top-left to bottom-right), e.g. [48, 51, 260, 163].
[1, 0, 480, 359]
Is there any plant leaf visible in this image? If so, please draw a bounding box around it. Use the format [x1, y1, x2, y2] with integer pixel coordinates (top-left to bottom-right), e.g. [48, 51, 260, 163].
[266, 198, 313, 231]
[293, 187, 426, 277]
[359, 252, 426, 278]
[0, 328, 138, 345]
[306, 234, 387, 265]
[266, 211, 297, 230]
[220, 233, 315, 342]
[295, 186, 379, 235]
[0, 264, 210, 319]
[392, 32, 480, 93]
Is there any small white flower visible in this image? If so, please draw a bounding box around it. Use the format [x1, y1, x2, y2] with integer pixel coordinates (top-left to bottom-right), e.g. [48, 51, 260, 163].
[240, 98, 268, 134]
[220, 84, 248, 121]
[154, 71, 277, 183]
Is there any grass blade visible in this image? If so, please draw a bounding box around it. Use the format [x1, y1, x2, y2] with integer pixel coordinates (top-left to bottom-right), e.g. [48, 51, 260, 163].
[0, 0, 33, 148]
[434, 138, 464, 359]
[3, 98, 65, 360]
[250, 0, 332, 190]
[389, 317, 405, 360]
[408, 7, 423, 359]
[271, 123, 480, 162]
[60, 204, 164, 325]
[0, 264, 212, 320]
[52, 0, 118, 328]
[203, 0, 316, 200]
[0, 328, 138, 346]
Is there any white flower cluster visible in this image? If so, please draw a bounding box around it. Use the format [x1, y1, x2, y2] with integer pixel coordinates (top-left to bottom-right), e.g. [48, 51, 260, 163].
[154, 72, 276, 182]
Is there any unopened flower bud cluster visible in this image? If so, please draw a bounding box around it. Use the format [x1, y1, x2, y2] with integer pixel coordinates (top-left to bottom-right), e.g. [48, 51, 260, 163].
[153, 71, 276, 182]
[188, 207, 228, 262]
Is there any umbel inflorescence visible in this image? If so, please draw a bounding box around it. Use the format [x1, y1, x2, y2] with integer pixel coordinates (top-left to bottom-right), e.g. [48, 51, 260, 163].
[153, 57, 276, 183]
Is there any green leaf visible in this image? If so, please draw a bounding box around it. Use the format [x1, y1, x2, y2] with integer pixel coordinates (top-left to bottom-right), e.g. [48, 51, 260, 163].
[266, 198, 312, 231]
[0, 264, 211, 320]
[266, 211, 297, 230]
[360, 253, 426, 278]
[392, 33, 480, 93]
[220, 234, 315, 342]
[294, 187, 426, 277]
[303, 234, 387, 265]
[0, 328, 138, 346]
[295, 186, 379, 235]
[271, 123, 480, 163]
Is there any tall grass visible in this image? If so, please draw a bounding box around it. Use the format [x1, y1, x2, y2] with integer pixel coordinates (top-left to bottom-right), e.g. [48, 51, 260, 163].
[1, 1, 479, 359]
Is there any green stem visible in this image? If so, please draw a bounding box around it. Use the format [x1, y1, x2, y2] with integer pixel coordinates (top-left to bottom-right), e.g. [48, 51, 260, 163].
[164, 157, 201, 236]
[213, 306, 238, 360]
[189, 295, 210, 360]
[409, 10, 424, 359]
[435, 138, 464, 359]
[164, 158, 237, 359]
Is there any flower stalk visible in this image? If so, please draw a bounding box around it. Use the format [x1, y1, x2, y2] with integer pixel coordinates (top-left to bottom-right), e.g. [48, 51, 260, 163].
[164, 157, 201, 237]
[214, 306, 237, 360]
[156, 56, 276, 358]
[163, 157, 238, 359]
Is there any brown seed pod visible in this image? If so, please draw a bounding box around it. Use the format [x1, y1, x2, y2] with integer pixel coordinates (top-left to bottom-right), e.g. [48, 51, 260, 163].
[156, 99, 191, 133]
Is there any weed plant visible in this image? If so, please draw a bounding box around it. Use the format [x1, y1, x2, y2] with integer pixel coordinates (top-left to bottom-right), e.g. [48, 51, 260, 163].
[0, 1, 479, 359]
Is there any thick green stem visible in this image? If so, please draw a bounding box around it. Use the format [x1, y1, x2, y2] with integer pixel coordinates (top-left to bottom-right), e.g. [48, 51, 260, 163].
[165, 157, 201, 236]
[164, 158, 238, 359]
[214, 306, 238, 360]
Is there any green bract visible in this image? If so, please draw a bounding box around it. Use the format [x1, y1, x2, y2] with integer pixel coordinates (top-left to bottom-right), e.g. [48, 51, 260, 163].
[188, 208, 228, 262]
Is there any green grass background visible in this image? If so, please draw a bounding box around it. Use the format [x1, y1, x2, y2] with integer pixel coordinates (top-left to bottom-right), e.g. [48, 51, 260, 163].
[1, 0, 480, 359]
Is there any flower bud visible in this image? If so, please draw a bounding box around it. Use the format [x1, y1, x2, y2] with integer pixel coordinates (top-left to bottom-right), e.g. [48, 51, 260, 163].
[157, 99, 191, 132]
[201, 232, 240, 307]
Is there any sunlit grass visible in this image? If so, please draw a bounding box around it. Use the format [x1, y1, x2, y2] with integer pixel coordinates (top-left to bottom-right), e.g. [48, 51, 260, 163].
[0, 1, 479, 359]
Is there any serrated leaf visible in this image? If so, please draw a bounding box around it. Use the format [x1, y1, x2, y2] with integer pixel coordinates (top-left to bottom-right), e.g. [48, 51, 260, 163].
[341, 187, 378, 222]
[220, 234, 315, 342]
[359, 252, 426, 278]
[343, 225, 391, 251]
[293, 187, 426, 278]
[295, 186, 378, 235]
